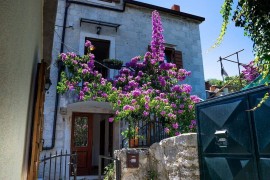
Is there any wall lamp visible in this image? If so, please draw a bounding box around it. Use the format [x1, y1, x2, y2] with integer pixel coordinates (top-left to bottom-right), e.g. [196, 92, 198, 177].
[45, 78, 52, 91]
[97, 26, 102, 35]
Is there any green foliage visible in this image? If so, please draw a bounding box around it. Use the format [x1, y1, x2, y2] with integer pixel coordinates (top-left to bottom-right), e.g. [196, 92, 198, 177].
[207, 79, 224, 87]
[232, 1, 270, 63]
[250, 92, 269, 111]
[212, 0, 233, 48]
[217, 0, 270, 76]
[121, 126, 144, 140]
[216, 1, 270, 109]
[224, 76, 247, 92]
[104, 163, 115, 180]
[103, 59, 123, 66]
[147, 169, 159, 180]
[207, 76, 248, 92]
[57, 72, 69, 94]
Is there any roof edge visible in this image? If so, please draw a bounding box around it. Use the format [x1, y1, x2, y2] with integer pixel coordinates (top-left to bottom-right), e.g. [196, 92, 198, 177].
[124, 0, 205, 23]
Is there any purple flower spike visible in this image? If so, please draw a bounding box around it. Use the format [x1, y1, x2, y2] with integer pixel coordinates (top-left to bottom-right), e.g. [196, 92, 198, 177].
[151, 11, 165, 63]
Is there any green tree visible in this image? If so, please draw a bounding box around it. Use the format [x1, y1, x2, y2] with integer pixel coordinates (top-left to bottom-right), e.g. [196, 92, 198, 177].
[207, 76, 248, 92]
[207, 79, 224, 87]
[217, 0, 270, 77]
[215, 0, 270, 109]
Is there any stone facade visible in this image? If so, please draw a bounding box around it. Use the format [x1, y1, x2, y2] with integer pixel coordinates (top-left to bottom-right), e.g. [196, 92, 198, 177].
[114, 133, 199, 180]
[43, 0, 205, 149]
[51, 0, 205, 99]
[40, 0, 204, 178]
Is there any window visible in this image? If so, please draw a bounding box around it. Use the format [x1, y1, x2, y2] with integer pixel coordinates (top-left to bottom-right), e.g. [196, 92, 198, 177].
[148, 45, 183, 68]
[99, 0, 112, 2]
[85, 37, 110, 78]
[164, 47, 174, 63]
[99, 0, 120, 3]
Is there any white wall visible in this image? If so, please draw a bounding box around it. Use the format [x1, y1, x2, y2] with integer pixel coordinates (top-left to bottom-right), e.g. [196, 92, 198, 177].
[0, 0, 43, 179]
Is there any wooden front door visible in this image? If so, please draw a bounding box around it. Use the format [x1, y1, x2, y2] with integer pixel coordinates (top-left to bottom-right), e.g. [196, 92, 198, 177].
[71, 113, 93, 175]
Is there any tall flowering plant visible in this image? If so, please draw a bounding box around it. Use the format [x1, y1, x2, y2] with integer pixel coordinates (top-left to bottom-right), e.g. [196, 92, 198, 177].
[108, 11, 200, 136]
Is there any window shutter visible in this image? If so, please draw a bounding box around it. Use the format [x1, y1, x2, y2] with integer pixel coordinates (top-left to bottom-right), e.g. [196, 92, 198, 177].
[174, 50, 183, 69]
[113, 0, 120, 3]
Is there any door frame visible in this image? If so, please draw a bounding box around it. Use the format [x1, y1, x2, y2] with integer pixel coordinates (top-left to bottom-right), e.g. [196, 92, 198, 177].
[71, 112, 93, 175]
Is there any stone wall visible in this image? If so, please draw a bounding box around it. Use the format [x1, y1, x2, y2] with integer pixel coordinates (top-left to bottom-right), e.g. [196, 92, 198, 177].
[114, 133, 199, 180]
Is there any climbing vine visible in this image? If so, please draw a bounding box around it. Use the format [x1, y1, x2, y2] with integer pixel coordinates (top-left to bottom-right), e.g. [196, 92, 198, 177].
[212, 0, 233, 49]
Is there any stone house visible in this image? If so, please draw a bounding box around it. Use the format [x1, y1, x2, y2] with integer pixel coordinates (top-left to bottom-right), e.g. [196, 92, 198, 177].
[40, 0, 205, 178]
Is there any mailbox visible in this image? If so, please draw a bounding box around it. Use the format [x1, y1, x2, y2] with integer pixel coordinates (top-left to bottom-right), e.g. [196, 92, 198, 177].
[215, 130, 228, 148]
[126, 152, 139, 168]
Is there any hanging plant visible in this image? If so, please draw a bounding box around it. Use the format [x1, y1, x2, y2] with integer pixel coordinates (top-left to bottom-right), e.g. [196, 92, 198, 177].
[103, 59, 123, 70]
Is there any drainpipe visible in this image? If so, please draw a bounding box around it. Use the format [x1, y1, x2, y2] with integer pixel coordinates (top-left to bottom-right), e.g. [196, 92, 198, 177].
[43, 0, 70, 150]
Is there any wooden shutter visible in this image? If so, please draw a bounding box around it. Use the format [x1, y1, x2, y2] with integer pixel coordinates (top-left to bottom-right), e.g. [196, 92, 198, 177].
[174, 50, 183, 69]
[28, 62, 46, 180]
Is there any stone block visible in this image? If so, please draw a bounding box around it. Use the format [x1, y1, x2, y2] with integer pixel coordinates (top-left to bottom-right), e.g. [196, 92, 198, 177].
[115, 133, 199, 180]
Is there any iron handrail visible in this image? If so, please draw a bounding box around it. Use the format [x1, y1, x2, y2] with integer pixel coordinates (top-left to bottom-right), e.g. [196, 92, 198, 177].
[121, 120, 168, 148]
[39, 150, 77, 180]
[39, 153, 76, 162]
[98, 155, 121, 180]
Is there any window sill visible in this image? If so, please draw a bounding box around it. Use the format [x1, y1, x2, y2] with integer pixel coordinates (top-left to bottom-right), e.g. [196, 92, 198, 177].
[86, 0, 116, 7]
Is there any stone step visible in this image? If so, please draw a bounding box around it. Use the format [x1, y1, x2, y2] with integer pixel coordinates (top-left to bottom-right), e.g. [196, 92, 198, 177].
[38, 176, 104, 180]
[75, 175, 104, 180]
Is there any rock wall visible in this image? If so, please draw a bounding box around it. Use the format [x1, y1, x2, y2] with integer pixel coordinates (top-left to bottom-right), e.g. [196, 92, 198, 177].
[114, 133, 199, 180]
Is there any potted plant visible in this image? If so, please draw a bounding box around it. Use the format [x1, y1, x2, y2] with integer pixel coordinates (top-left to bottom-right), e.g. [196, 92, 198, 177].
[103, 59, 123, 70]
[121, 126, 144, 148]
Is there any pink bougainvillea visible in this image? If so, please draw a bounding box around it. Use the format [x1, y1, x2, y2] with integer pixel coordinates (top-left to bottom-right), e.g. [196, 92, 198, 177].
[242, 60, 259, 82]
[57, 10, 200, 136]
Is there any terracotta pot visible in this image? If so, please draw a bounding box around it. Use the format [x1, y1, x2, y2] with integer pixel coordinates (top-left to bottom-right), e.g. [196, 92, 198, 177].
[210, 85, 217, 92]
[129, 138, 139, 148]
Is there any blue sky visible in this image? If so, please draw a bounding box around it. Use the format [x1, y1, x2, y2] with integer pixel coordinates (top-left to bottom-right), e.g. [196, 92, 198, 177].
[137, 0, 255, 80]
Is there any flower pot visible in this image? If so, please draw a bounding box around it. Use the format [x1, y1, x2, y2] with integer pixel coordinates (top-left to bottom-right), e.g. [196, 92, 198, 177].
[210, 85, 216, 92]
[109, 64, 122, 70]
[129, 138, 139, 148]
[103, 61, 123, 70]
